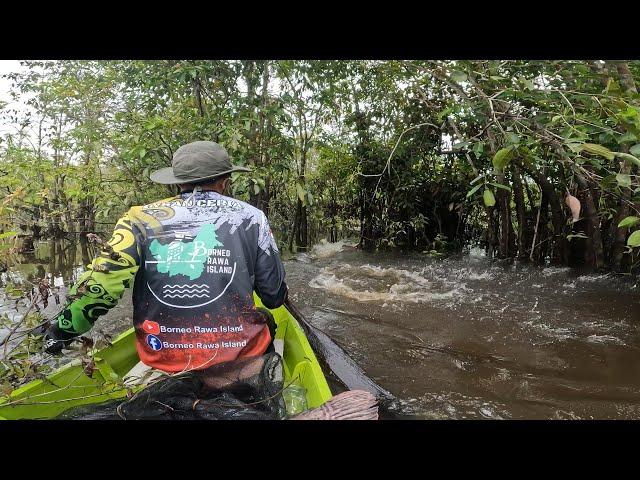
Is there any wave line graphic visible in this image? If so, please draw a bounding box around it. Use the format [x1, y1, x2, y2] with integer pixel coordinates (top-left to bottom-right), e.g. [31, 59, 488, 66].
[163, 284, 209, 289]
[163, 293, 210, 298]
[163, 288, 209, 293]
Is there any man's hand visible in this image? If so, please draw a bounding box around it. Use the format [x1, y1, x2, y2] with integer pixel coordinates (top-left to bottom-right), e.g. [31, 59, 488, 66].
[42, 324, 74, 355]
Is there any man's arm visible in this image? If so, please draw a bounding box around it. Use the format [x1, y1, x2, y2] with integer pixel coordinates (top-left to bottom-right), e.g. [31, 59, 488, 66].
[43, 210, 141, 353]
[253, 211, 287, 309]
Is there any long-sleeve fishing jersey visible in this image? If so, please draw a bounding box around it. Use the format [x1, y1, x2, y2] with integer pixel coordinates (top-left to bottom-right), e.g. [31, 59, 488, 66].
[52, 190, 287, 372]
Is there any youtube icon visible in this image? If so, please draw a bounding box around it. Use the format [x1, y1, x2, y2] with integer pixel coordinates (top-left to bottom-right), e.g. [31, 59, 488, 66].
[142, 320, 160, 335]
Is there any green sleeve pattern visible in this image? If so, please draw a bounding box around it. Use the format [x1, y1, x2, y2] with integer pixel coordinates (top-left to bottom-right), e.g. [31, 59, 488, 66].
[54, 211, 141, 336]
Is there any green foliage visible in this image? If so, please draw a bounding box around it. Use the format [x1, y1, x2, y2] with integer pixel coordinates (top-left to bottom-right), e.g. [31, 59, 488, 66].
[1, 59, 640, 266]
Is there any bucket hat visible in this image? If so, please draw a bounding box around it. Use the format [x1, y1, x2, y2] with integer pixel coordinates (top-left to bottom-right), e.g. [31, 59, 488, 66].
[150, 141, 250, 185]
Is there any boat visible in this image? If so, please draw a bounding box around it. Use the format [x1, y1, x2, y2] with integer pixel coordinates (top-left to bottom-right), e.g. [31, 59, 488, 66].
[0, 294, 333, 420]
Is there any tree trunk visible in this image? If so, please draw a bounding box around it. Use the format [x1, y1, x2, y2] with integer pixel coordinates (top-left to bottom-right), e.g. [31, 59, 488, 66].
[612, 61, 638, 94]
[524, 166, 568, 265]
[290, 200, 301, 253]
[298, 202, 308, 250]
[575, 172, 605, 269]
[534, 190, 550, 263]
[512, 166, 527, 259]
[495, 172, 515, 258]
[486, 206, 498, 259]
[194, 71, 206, 117]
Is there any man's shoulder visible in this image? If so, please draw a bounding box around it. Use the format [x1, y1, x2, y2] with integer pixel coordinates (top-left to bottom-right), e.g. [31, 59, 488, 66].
[141, 195, 180, 209]
[218, 194, 266, 220]
[124, 194, 267, 226]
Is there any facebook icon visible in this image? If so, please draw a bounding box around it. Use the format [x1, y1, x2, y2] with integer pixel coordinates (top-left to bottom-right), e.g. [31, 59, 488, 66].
[146, 334, 163, 351]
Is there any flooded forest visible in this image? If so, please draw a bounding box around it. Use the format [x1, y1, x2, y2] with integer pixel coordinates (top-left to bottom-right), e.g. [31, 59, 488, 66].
[2, 60, 640, 419]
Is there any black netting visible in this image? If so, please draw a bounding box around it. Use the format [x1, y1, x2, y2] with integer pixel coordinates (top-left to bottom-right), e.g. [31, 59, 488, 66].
[58, 352, 287, 420]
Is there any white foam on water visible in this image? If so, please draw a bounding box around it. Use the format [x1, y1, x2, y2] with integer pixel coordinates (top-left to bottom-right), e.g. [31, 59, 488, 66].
[468, 247, 486, 258]
[575, 274, 611, 284]
[309, 239, 358, 259]
[467, 271, 493, 281]
[586, 334, 626, 345]
[523, 319, 577, 341]
[542, 267, 572, 277]
[308, 264, 464, 304]
[419, 391, 510, 419]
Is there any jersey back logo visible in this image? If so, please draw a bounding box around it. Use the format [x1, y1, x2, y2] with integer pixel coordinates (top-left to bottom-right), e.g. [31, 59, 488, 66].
[148, 223, 223, 280]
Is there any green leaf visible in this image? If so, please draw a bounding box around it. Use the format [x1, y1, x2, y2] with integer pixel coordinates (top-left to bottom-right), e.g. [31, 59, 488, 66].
[436, 107, 453, 123]
[566, 142, 584, 153]
[483, 189, 496, 207]
[618, 216, 640, 228]
[582, 143, 615, 161]
[605, 78, 622, 94]
[601, 174, 617, 188]
[630, 144, 640, 157]
[627, 230, 640, 247]
[450, 71, 468, 83]
[466, 183, 482, 198]
[488, 182, 511, 191]
[253, 183, 260, 195]
[139, 148, 147, 159]
[505, 132, 520, 145]
[521, 78, 535, 91]
[452, 141, 470, 150]
[616, 173, 632, 188]
[0, 231, 17, 240]
[615, 152, 640, 168]
[470, 174, 485, 185]
[492, 146, 515, 172]
[472, 142, 484, 156]
[619, 132, 637, 144]
[296, 184, 306, 203]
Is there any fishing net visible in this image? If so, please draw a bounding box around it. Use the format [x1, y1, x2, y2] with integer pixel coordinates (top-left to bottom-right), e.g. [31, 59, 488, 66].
[57, 352, 287, 420]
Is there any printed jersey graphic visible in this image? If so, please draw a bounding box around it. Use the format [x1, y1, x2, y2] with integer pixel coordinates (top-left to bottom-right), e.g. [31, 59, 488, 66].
[163, 284, 210, 299]
[148, 223, 223, 280]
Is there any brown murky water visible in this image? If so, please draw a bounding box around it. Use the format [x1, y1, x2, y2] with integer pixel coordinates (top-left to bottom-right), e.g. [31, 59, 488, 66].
[2, 240, 640, 419]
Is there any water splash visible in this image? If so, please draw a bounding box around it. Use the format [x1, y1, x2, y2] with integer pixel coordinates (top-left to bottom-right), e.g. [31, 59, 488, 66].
[309, 264, 464, 304]
[309, 239, 358, 259]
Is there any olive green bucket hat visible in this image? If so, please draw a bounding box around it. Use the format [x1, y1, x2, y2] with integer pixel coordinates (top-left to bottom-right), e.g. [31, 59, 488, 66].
[149, 141, 251, 185]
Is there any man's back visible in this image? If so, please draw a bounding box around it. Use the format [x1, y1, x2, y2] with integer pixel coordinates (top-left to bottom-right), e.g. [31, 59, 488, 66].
[46, 189, 287, 373]
[127, 189, 287, 371]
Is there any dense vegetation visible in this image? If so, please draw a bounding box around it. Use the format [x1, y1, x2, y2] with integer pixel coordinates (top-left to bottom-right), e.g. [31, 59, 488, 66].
[2, 60, 640, 272]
